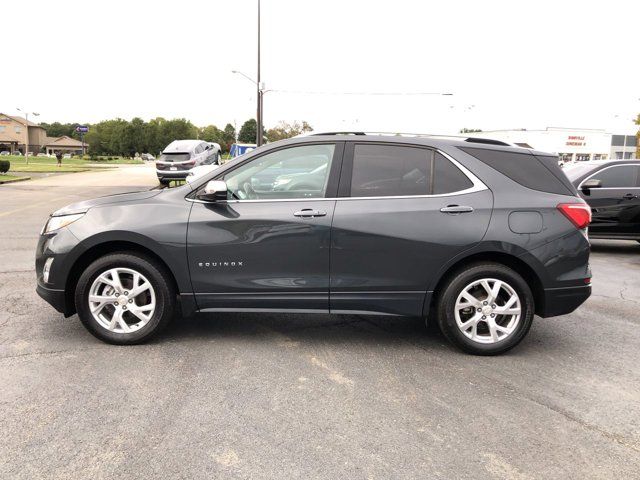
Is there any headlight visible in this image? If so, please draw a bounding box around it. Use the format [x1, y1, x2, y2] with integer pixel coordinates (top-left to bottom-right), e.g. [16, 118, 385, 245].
[43, 213, 85, 234]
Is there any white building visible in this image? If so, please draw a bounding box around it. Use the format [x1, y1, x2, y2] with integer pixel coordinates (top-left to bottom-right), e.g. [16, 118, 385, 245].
[465, 127, 637, 162]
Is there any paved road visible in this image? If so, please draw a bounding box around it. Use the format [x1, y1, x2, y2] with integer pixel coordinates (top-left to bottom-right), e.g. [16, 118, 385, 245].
[1, 169, 639, 479]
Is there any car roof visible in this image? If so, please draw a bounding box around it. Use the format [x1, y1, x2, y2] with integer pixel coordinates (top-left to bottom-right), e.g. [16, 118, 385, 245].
[566, 159, 638, 167]
[163, 139, 202, 153]
[284, 132, 554, 157]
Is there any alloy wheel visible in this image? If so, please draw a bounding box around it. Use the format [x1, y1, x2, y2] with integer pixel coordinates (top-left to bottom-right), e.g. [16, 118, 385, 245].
[454, 278, 521, 344]
[88, 267, 156, 334]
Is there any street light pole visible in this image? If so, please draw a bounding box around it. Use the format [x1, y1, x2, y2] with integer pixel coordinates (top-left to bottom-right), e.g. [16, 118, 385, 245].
[256, 0, 263, 146]
[17, 108, 39, 165]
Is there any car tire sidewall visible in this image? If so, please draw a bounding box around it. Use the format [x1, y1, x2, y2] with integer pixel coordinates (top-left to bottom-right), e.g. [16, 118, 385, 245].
[437, 263, 534, 355]
[75, 253, 174, 345]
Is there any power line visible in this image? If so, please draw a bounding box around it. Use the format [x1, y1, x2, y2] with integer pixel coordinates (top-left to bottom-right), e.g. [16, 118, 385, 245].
[268, 90, 453, 96]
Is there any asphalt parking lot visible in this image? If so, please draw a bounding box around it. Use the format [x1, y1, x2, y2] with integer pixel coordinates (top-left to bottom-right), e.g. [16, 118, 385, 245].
[1, 167, 639, 479]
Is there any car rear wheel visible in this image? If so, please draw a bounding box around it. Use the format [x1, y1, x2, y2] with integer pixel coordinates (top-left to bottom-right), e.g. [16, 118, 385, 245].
[436, 263, 534, 355]
[75, 252, 175, 344]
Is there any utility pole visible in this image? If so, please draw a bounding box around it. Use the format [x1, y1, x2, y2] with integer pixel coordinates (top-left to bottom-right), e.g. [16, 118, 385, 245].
[17, 108, 39, 165]
[256, 0, 263, 146]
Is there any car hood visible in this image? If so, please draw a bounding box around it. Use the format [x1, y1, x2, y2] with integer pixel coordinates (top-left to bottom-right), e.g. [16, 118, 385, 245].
[52, 189, 162, 216]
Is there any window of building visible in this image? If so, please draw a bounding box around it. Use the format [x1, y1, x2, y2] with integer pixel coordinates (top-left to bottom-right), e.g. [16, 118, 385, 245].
[14, 126, 21, 134]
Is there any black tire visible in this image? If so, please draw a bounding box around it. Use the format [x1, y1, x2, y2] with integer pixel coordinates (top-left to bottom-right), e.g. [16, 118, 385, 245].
[159, 178, 170, 186]
[75, 252, 176, 345]
[436, 262, 534, 355]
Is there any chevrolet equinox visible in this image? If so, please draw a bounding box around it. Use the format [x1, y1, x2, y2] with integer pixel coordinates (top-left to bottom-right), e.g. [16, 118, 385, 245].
[36, 133, 592, 355]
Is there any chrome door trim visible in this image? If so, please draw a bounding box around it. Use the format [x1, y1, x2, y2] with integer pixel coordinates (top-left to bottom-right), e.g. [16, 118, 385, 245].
[186, 148, 488, 205]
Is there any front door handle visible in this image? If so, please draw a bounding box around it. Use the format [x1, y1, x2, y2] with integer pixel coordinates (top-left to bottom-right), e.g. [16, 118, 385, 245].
[623, 193, 638, 200]
[294, 209, 327, 218]
[440, 205, 474, 214]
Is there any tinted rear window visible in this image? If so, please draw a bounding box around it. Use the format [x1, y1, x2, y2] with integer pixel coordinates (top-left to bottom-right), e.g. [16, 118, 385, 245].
[159, 153, 190, 162]
[587, 165, 640, 188]
[433, 152, 473, 194]
[350, 145, 474, 197]
[351, 145, 430, 197]
[459, 147, 575, 195]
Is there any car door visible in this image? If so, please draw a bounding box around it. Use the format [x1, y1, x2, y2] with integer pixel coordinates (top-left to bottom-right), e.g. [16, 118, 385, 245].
[193, 142, 207, 166]
[330, 142, 493, 316]
[579, 164, 640, 237]
[187, 142, 343, 312]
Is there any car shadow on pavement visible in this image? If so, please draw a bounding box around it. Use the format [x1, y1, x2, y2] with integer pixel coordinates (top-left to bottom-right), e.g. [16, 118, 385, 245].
[155, 312, 453, 351]
[150, 312, 555, 357]
[589, 239, 640, 255]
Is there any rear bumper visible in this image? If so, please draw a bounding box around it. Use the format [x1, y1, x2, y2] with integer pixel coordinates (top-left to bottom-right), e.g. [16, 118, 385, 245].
[539, 285, 591, 318]
[156, 169, 191, 180]
[36, 281, 69, 316]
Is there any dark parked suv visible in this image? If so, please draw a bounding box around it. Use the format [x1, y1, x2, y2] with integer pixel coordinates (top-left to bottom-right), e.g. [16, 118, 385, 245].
[36, 133, 592, 355]
[564, 160, 640, 242]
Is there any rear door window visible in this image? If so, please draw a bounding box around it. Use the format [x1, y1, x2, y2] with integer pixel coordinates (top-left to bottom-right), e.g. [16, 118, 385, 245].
[433, 152, 473, 194]
[350, 145, 430, 197]
[586, 165, 640, 188]
[349, 145, 473, 197]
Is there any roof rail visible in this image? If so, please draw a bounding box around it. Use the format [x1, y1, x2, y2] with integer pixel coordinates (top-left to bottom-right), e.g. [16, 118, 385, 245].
[462, 137, 511, 147]
[310, 131, 512, 147]
[310, 131, 367, 136]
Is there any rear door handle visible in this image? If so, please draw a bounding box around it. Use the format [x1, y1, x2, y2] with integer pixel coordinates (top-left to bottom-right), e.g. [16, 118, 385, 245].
[623, 193, 638, 200]
[294, 209, 327, 218]
[440, 205, 474, 214]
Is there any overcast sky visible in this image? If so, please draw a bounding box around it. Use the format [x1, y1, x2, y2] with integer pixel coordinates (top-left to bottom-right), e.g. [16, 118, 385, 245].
[3, 0, 638, 134]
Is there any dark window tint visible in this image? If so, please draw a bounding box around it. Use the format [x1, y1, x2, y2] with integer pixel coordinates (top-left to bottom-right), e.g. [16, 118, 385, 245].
[459, 147, 574, 195]
[158, 153, 190, 162]
[433, 153, 473, 194]
[351, 145, 430, 197]
[588, 165, 640, 188]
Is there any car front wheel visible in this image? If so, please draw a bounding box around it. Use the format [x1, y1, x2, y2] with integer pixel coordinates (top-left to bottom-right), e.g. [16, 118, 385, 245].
[436, 263, 534, 355]
[75, 252, 175, 344]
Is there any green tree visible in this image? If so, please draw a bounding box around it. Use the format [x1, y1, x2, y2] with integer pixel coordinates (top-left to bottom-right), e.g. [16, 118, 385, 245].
[199, 125, 224, 144]
[222, 123, 236, 151]
[40, 122, 83, 140]
[265, 120, 313, 142]
[459, 128, 483, 133]
[84, 117, 197, 156]
[238, 119, 258, 143]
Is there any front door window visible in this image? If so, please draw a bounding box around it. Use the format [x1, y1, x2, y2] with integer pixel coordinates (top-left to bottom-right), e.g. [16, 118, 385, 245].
[223, 144, 335, 200]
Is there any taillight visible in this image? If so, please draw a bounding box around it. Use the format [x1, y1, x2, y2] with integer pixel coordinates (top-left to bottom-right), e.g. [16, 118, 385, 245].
[557, 203, 591, 229]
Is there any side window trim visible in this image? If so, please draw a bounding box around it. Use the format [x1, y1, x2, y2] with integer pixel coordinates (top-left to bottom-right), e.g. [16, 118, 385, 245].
[338, 142, 486, 199]
[191, 141, 344, 203]
[578, 164, 640, 190]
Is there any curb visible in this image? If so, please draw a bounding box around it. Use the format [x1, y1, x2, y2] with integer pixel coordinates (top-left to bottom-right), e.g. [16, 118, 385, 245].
[0, 176, 32, 185]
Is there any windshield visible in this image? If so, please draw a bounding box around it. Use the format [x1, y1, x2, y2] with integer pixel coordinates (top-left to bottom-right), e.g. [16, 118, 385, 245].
[158, 153, 190, 163]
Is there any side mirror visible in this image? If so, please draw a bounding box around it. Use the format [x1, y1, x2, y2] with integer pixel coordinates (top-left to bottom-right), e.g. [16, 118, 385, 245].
[581, 178, 602, 193]
[196, 180, 228, 202]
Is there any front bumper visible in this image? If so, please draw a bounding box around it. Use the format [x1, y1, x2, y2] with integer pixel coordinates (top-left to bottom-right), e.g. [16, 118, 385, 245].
[539, 285, 591, 318]
[36, 280, 69, 315]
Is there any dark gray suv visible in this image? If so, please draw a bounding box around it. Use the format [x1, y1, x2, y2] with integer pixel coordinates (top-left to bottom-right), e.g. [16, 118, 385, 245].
[36, 133, 592, 355]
